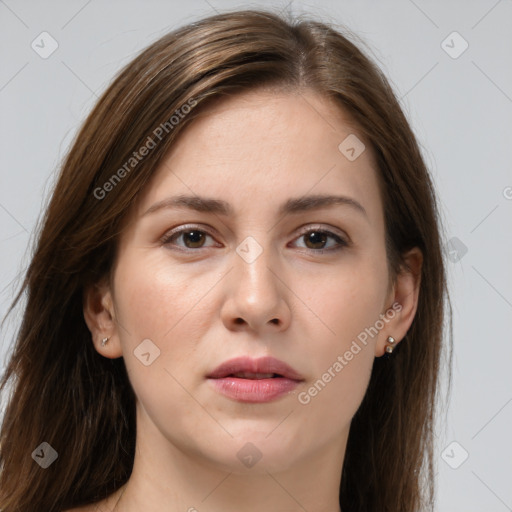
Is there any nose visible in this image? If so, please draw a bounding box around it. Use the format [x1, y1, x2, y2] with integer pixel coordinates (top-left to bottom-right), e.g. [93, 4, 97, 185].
[220, 239, 292, 334]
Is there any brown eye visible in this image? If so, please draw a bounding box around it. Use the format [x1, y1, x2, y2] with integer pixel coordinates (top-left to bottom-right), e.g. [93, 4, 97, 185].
[181, 230, 206, 248]
[303, 231, 329, 250]
[292, 228, 348, 253]
[161, 228, 217, 250]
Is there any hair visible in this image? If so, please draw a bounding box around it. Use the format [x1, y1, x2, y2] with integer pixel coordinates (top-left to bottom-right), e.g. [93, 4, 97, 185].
[0, 8, 451, 512]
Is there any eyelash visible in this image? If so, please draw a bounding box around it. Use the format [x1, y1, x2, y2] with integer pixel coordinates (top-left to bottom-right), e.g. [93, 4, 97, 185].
[160, 224, 349, 254]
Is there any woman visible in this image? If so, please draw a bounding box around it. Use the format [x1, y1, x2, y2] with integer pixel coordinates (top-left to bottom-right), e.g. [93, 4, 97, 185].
[0, 8, 451, 512]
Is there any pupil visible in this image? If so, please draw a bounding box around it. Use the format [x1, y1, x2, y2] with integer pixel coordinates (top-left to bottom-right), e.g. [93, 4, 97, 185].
[184, 230, 204, 248]
[306, 231, 326, 249]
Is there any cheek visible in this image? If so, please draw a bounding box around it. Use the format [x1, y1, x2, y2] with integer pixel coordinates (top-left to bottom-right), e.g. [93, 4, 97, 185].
[111, 250, 222, 397]
[113, 251, 217, 345]
[111, 254, 201, 429]
[294, 251, 389, 347]
[291, 253, 388, 423]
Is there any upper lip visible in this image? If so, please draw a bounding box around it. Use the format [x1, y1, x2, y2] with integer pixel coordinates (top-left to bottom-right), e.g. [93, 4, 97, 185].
[207, 356, 304, 381]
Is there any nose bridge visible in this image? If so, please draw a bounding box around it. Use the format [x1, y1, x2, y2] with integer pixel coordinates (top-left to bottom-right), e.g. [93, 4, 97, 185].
[234, 235, 278, 301]
[223, 234, 290, 331]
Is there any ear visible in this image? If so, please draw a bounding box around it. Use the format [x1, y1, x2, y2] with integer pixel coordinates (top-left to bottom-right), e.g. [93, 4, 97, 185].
[376, 247, 423, 357]
[83, 277, 123, 359]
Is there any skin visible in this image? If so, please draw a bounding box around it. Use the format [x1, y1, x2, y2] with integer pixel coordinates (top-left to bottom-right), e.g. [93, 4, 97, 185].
[79, 88, 422, 512]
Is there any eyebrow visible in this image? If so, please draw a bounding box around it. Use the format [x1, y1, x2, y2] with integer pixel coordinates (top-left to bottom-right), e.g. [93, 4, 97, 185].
[143, 193, 368, 219]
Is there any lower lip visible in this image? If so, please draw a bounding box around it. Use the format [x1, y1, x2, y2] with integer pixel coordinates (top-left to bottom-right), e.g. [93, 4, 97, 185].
[207, 377, 300, 403]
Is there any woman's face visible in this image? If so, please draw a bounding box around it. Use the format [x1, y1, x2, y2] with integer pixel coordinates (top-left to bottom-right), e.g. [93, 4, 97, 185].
[94, 89, 411, 474]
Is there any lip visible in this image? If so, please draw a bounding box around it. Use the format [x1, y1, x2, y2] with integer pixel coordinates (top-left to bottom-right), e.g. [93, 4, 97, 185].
[207, 356, 304, 403]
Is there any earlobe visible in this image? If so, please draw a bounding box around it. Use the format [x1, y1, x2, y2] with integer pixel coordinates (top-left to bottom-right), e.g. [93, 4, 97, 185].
[83, 279, 123, 358]
[377, 247, 423, 357]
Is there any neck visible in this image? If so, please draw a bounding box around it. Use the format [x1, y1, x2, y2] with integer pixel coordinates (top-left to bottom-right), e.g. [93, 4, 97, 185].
[111, 406, 346, 512]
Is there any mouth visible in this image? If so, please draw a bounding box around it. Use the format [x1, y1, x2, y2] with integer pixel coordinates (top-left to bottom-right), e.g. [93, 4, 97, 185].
[228, 372, 283, 379]
[207, 356, 304, 381]
[207, 356, 304, 403]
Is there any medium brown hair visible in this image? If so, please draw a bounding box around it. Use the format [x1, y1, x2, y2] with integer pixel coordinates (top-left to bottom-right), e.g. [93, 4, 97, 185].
[0, 9, 451, 511]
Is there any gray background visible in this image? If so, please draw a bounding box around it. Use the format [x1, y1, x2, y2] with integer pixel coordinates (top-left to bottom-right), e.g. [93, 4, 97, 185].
[1, 1, 511, 510]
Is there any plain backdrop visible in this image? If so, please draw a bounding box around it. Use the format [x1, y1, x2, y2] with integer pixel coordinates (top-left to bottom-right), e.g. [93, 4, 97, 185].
[1, 1, 511, 510]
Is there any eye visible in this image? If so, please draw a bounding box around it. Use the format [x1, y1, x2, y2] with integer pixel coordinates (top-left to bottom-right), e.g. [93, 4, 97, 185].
[160, 225, 348, 253]
[160, 226, 218, 250]
[291, 228, 348, 253]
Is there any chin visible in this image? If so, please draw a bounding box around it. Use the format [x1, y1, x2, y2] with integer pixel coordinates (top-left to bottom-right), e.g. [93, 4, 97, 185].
[195, 429, 308, 474]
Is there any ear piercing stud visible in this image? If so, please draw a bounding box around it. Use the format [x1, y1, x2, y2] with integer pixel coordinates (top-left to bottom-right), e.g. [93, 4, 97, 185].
[101, 336, 110, 347]
[385, 336, 395, 354]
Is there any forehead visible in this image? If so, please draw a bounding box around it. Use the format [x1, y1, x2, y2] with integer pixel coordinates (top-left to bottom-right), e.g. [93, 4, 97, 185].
[135, 89, 383, 222]
[169, 88, 366, 165]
